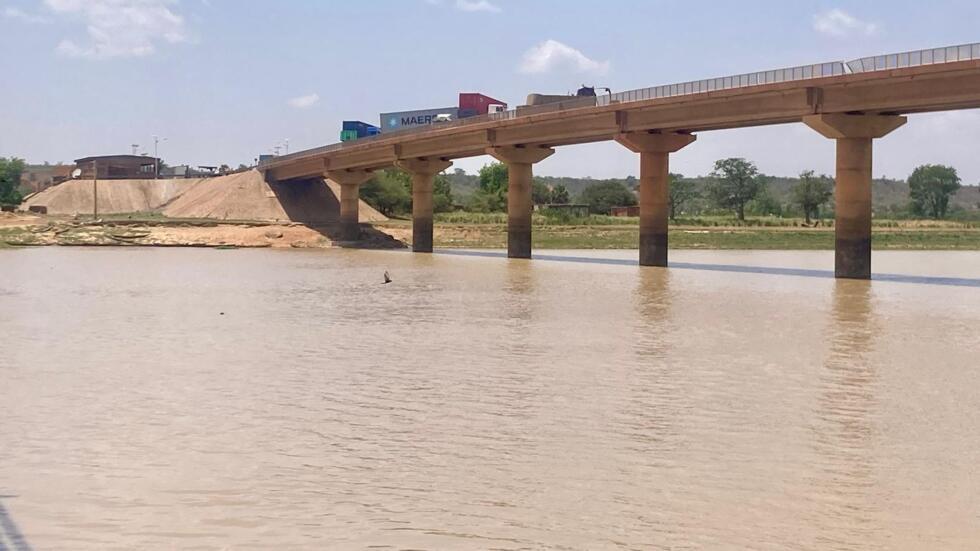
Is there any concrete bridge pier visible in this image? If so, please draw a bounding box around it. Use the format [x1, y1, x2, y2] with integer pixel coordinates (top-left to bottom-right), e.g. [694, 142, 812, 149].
[615, 132, 696, 267]
[325, 169, 373, 241]
[395, 158, 453, 253]
[487, 146, 555, 259]
[803, 114, 906, 279]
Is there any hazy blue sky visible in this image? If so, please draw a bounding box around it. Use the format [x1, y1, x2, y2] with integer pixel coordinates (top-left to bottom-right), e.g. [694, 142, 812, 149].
[2, 0, 980, 182]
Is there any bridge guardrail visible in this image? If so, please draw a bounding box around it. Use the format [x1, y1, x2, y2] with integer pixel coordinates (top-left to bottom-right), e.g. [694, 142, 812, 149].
[596, 62, 846, 106]
[847, 42, 980, 73]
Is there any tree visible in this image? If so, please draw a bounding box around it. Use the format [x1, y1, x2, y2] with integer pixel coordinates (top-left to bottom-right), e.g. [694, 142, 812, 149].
[550, 184, 570, 204]
[791, 170, 833, 224]
[667, 173, 699, 220]
[467, 162, 508, 212]
[532, 178, 552, 205]
[747, 187, 783, 217]
[0, 157, 26, 206]
[708, 158, 763, 220]
[909, 164, 961, 219]
[577, 181, 637, 214]
[360, 169, 411, 216]
[478, 162, 508, 195]
[433, 173, 454, 213]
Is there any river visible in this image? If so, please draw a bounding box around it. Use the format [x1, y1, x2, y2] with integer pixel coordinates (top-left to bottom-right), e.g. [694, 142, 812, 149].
[1, 247, 979, 550]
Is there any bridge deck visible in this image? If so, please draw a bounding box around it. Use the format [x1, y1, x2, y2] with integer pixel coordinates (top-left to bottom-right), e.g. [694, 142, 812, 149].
[263, 60, 980, 181]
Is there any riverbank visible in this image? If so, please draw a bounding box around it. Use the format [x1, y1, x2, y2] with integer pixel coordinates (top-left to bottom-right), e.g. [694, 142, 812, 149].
[0, 213, 403, 249]
[4, 212, 979, 251]
[375, 218, 980, 250]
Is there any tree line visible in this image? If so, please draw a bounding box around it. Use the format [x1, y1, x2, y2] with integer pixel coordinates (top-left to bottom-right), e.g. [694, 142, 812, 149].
[427, 158, 968, 221]
[2, 153, 969, 222]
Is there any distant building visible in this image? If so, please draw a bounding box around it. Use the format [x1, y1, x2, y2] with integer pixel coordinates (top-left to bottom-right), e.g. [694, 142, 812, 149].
[610, 206, 640, 217]
[159, 165, 216, 179]
[19, 164, 74, 195]
[74, 155, 159, 179]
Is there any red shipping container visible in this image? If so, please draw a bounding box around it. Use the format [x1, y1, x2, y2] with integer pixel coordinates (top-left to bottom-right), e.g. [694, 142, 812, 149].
[458, 93, 507, 115]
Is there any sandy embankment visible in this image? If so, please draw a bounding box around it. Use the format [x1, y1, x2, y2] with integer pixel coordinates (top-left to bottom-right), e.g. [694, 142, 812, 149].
[10, 170, 401, 249]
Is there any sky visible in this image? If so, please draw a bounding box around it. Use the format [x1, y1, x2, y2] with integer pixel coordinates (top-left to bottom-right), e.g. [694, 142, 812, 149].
[2, 0, 980, 183]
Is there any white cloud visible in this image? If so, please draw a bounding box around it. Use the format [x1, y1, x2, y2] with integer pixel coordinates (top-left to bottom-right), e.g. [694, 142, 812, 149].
[2, 6, 50, 23]
[519, 39, 610, 75]
[813, 9, 879, 37]
[44, 0, 188, 59]
[424, 0, 501, 13]
[455, 0, 500, 13]
[288, 93, 320, 109]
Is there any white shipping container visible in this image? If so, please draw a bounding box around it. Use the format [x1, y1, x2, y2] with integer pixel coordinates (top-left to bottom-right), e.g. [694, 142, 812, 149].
[380, 107, 459, 132]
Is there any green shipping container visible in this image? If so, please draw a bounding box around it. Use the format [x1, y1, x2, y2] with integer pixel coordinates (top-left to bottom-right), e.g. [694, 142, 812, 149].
[340, 130, 358, 142]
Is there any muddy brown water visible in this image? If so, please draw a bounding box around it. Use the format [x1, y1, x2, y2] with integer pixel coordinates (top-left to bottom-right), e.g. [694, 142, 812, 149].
[1, 247, 979, 550]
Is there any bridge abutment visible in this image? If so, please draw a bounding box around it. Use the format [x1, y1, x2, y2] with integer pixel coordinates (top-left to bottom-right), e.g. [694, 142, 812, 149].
[395, 158, 453, 253]
[487, 146, 555, 259]
[803, 114, 906, 279]
[615, 132, 696, 267]
[325, 169, 373, 241]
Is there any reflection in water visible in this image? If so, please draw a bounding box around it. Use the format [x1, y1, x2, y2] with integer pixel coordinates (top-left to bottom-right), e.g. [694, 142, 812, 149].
[633, 268, 673, 360]
[0, 498, 33, 551]
[810, 281, 883, 550]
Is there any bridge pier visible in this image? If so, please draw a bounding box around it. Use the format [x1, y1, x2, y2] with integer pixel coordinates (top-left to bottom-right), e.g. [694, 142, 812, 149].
[487, 146, 555, 259]
[615, 132, 696, 267]
[325, 169, 373, 241]
[395, 158, 453, 253]
[803, 114, 906, 279]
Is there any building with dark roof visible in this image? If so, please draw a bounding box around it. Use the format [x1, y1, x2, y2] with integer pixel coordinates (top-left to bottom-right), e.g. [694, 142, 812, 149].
[74, 155, 159, 179]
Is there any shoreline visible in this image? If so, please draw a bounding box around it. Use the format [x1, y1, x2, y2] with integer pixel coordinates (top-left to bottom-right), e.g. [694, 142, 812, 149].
[0, 214, 404, 250]
[3, 213, 980, 251]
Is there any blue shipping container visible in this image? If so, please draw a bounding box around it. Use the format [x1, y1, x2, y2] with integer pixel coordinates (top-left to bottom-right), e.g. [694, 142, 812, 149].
[341, 120, 381, 139]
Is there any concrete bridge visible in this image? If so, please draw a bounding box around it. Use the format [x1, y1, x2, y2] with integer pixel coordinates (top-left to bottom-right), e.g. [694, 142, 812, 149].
[260, 44, 980, 279]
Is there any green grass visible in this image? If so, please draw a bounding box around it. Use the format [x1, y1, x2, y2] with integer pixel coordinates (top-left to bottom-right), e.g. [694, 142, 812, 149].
[430, 212, 980, 229]
[374, 220, 980, 250]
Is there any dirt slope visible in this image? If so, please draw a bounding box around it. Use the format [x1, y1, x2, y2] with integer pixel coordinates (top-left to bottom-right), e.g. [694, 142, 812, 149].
[22, 178, 199, 215]
[21, 170, 387, 223]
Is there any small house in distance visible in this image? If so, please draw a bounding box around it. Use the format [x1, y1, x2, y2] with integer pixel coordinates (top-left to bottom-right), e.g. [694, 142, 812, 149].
[610, 206, 640, 217]
[74, 155, 159, 179]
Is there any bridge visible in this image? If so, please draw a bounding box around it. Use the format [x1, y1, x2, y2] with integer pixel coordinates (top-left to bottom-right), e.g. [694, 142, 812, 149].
[259, 43, 980, 279]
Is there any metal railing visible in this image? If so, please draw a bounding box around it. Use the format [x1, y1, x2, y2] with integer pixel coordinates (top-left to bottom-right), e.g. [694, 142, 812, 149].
[847, 42, 980, 73]
[261, 42, 979, 168]
[597, 62, 846, 106]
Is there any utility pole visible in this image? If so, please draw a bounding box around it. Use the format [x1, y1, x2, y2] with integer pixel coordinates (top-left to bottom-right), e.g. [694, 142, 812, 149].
[153, 135, 166, 179]
[131, 143, 140, 155]
[92, 159, 99, 220]
[284, 138, 289, 155]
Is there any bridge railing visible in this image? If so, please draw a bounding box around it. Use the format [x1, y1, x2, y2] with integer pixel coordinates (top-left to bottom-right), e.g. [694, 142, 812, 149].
[596, 62, 846, 107]
[847, 42, 980, 73]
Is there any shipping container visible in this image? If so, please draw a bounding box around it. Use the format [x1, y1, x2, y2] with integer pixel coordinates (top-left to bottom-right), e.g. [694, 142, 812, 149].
[380, 107, 459, 132]
[341, 120, 381, 141]
[458, 93, 507, 116]
[342, 121, 380, 137]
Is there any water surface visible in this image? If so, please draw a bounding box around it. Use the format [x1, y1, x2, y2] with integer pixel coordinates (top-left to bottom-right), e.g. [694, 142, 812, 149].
[1, 248, 979, 550]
